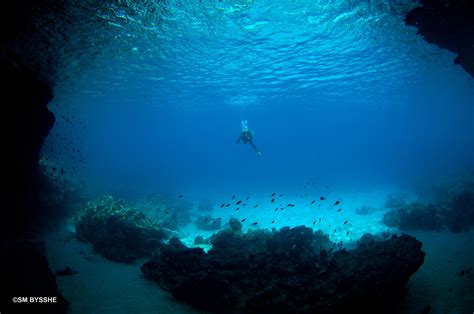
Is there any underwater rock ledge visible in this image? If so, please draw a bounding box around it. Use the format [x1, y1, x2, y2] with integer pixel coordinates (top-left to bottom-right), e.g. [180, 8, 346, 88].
[405, 0, 474, 77]
[142, 226, 425, 314]
[75, 195, 168, 263]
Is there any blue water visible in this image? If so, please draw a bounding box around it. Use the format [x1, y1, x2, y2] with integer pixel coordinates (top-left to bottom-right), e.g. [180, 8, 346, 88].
[36, 2, 474, 312]
[43, 0, 473, 202]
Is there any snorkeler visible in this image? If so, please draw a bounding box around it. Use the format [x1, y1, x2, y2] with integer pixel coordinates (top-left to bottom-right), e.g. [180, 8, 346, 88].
[236, 120, 262, 156]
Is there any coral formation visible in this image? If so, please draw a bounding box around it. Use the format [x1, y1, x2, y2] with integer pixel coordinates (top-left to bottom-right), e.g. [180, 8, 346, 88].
[142, 226, 424, 313]
[133, 193, 178, 230]
[75, 195, 168, 263]
[383, 182, 474, 232]
[37, 157, 85, 220]
[384, 193, 407, 209]
[228, 217, 242, 232]
[193, 236, 207, 245]
[195, 215, 222, 231]
[383, 202, 444, 231]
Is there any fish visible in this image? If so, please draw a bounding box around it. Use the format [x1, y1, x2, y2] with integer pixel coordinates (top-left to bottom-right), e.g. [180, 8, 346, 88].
[271, 198, 275, 203]
[337, 208, 342, 212]
[334, 201, 340, 206]
[346, 231, 349, 236]
[235, 207, 240, 211]
[271, 220, 275, 224]
[328, 247, 334, 253]
[232, 195, 235, 200]
[343, 220, 348, 225]
[165, 211, 169, 215]
[274, 208, 278, 212]
[252, 222, 258, 226]
[226, 204, 230, 207]
[319, 218, 321, 222]
[254, 205, 258, 208]
[286, 204, 291, 207]
[311, 200, 316, 204]
[313, 221, 316, 225]
[220, 204, 225, 208]
[241, 219, 246, 222]
[279, 194, 283, 197]
[178, 195, 183, 198]
[291, 244, 296, 250]
[333, 229, 337, 233]
[212, 220, 217, 224]
[236, 200, 242, 205]
[320, 196, 326, 200]
[242, 203, 246, 206]
[271, 193, 276, 197]
[246, 196, 250, 200]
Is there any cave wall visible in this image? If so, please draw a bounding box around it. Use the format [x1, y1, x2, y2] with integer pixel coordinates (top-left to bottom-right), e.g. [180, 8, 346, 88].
[406, 0, 474, 77]
[2, 2, 56, 241]
[4, 59, 55, 240]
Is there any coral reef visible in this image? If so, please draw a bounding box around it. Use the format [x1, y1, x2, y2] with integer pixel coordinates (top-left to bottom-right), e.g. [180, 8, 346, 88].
[443, 188, 474, 232]
[195, 215, 222, 231]
[228, 217, 242, 232]
[383, 183, 474, 232]
[383, 202, 444, 231]
[75, 195, 168, 263]
[0, 240, 69, 313]
[384, 193, 407, 209]
[142, 226, 424, 313]
[37, 157, 85, 220]
[133, 193, 178, 230]
[355, 205, 377, 215]
[193, 236, 207, 245]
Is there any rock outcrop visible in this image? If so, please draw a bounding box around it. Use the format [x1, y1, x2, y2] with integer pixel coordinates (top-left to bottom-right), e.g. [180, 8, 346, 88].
[142, 226, 424, 313]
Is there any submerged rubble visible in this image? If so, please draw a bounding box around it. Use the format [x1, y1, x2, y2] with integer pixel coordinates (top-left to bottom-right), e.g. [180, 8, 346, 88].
[141, 226, 424, 313]
[75, 195, 168, 263]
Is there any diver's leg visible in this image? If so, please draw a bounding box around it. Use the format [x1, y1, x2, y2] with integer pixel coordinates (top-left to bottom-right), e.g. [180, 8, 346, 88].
[250, 141, 261, 155]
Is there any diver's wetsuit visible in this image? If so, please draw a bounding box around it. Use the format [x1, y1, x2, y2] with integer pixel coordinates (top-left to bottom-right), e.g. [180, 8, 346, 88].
[236, 129, 261, 155]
